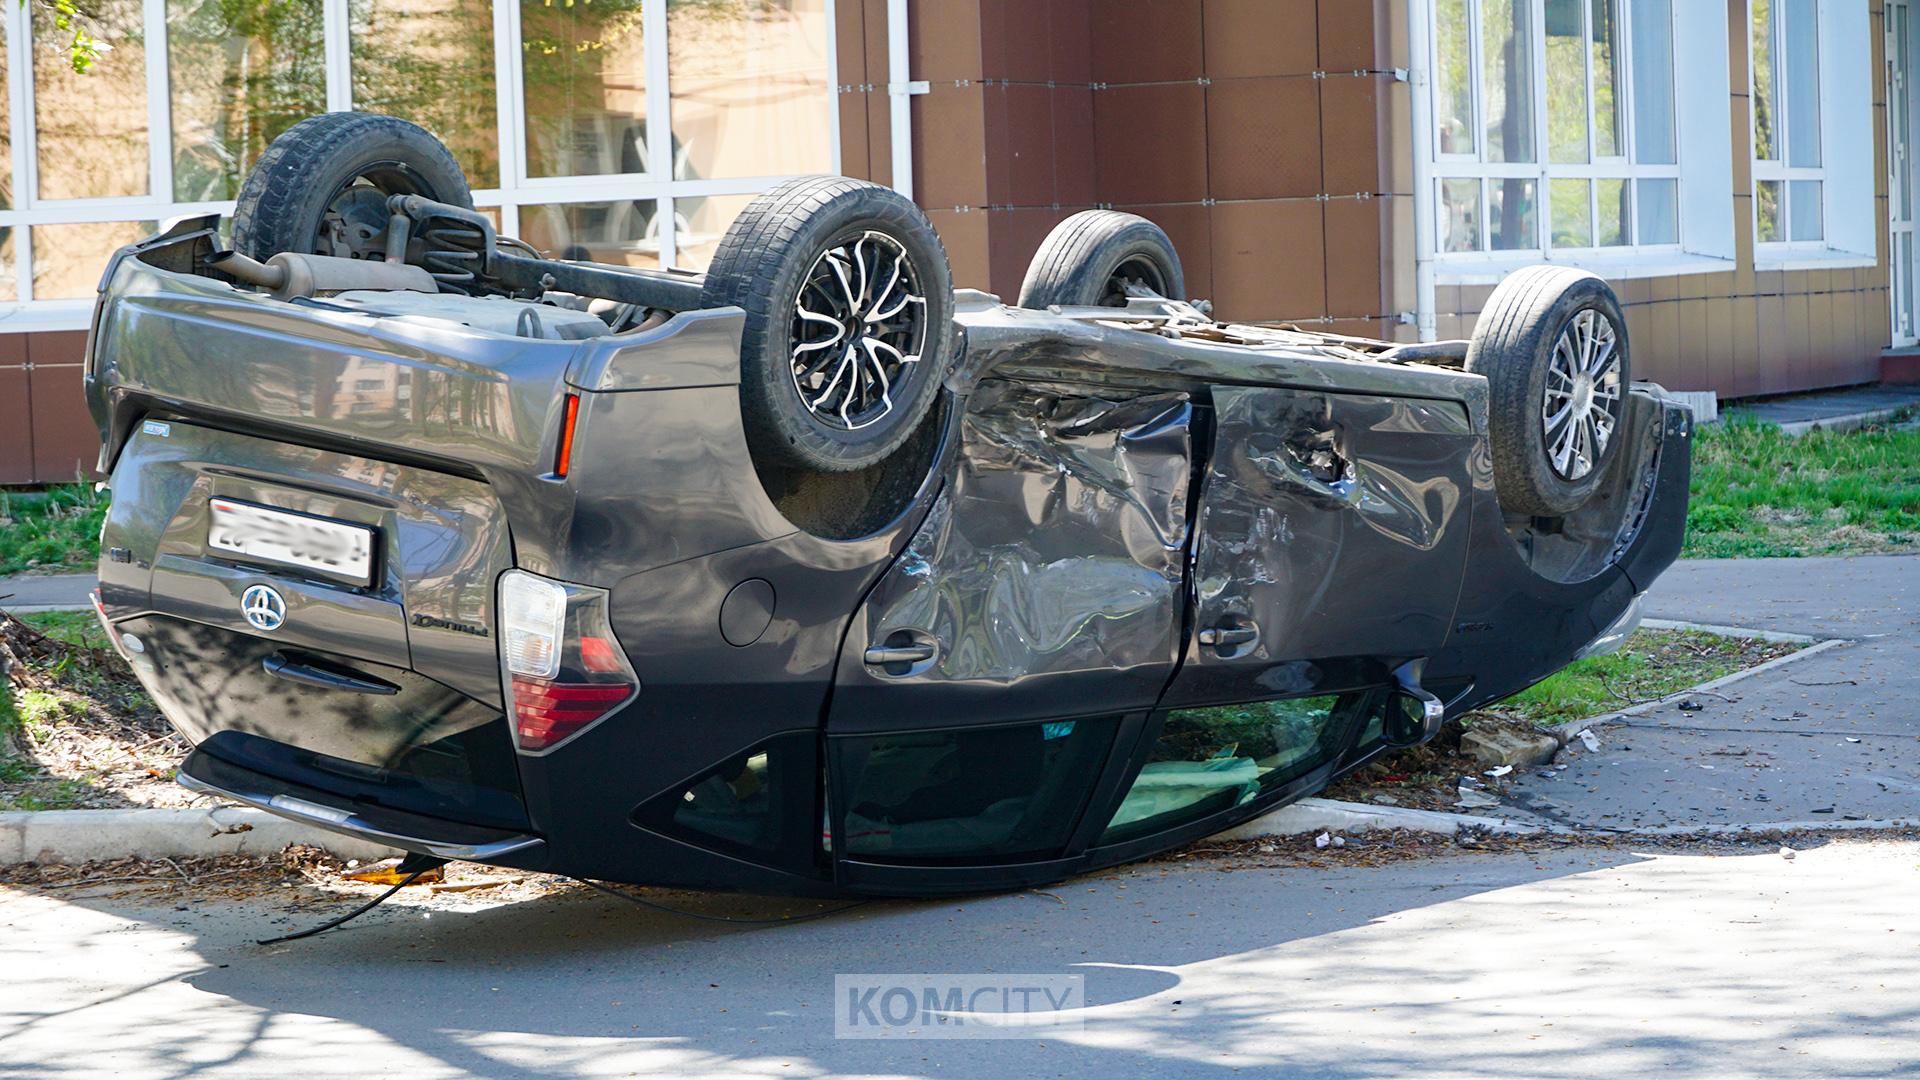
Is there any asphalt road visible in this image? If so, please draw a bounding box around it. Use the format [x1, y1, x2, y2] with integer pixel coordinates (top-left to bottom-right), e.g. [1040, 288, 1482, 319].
[3, 836, 1916, 1079]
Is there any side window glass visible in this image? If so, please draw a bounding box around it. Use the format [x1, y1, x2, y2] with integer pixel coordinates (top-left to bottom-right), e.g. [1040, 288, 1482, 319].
[636, 730, 819, 874]
[1101, 695, 1365, 845]
[831, 718, 1121, 864]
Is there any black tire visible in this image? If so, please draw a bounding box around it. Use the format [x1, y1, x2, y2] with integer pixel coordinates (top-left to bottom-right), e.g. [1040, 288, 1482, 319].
[1017, 210, 1186, 309]
[1466, 266, 1633, 517]
[233, 112, 473, 262]
[701, 176, 954, 474]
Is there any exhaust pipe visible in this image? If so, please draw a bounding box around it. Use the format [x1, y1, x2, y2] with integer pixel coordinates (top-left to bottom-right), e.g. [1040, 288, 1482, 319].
[207, 250, 438, 301]
[206, 250, 287, 291]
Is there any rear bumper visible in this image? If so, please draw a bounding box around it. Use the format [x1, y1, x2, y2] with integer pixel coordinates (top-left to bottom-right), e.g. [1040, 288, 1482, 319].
[178, 745, 546, 864]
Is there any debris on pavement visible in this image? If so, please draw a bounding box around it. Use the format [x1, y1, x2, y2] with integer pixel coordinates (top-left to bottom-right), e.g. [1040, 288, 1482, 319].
[1576, 729, 1602, 752]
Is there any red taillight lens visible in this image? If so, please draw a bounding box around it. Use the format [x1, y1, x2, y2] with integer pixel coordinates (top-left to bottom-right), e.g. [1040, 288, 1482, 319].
[510, 676, 633, 752]
[498, 570, 639, 754]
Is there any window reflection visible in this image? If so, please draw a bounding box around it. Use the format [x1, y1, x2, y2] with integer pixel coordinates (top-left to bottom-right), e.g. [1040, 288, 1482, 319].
[167, 0, 327, 203]
[673, 193, 752, 270]
[521, 0, 649, 178]
[1102, 696, 1359, 845]
[350, 0, 500, 188]
[667, 0, 831, 180]
[520, 199, 661, 268]
[36, 0, 148, 200]
[33, 222, 153, 299]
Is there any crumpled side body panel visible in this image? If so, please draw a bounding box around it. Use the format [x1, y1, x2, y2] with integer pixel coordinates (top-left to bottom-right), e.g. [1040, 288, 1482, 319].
[1171, 387, 1476, 705]
[833, 381, 1192, 729]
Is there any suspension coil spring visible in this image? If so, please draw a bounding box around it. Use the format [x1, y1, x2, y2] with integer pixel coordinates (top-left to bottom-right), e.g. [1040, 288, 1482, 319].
[418, 220, 488, 294]
[389, 194, 498, 295]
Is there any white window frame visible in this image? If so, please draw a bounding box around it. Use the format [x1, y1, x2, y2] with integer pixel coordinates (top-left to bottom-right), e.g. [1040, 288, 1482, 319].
[1748, 0, 1877, 270]
[0, 0, 845, 332]
[1419, 0, 1736, 285]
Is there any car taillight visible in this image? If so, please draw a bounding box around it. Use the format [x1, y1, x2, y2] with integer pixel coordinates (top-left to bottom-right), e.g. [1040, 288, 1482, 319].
[498, 569, 638, 753]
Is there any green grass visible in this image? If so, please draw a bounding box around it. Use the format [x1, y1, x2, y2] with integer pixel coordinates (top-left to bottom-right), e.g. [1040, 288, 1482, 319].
[17, 611, 111, 651]
[0, 483, 106, 575]
[1685, 411, 1920, 558]
[1481, 628, 1799, 729]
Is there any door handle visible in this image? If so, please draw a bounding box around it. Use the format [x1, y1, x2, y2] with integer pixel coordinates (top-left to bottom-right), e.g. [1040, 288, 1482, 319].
[1197, 626, 1258, 648]
[264, 652, 400, 696]
[864, 643, 937, 666]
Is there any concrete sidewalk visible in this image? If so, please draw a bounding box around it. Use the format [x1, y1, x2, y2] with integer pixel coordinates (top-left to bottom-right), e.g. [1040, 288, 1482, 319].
[1728, 382, 1920, 434]
[0, 572, 95, 613]
[1503, 555, 1920, 831]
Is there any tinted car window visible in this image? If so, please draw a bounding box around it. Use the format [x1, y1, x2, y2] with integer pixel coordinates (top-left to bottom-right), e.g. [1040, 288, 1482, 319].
[832, 718, 1120, 864]
[1102, 695, 1366, 845]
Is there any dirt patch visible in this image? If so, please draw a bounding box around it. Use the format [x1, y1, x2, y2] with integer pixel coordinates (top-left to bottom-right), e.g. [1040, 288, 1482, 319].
[0, 611, 203, 810]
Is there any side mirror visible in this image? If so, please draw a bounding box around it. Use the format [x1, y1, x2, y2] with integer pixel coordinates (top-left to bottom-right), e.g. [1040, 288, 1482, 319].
[1381, 661, 1446, 748]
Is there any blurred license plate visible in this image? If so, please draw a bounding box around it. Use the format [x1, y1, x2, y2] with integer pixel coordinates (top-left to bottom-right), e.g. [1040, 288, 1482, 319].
[208, 499, 374, 585]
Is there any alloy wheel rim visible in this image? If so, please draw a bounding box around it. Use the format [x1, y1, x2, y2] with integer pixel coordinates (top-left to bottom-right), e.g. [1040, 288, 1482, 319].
[1541, 308, 1623, 482]
[789, 231, 929, 431]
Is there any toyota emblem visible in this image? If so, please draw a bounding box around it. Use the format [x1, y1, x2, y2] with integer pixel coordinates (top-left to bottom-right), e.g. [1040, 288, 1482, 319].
[242, 584, 287, 632]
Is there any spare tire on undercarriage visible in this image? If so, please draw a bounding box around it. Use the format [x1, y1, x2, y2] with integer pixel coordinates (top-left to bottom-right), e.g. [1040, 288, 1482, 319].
[700, 177, 955, 475]
[1018, 210, 1186, 309]
[1467, 266, 1632, 518]
[233, 112, 474, 262]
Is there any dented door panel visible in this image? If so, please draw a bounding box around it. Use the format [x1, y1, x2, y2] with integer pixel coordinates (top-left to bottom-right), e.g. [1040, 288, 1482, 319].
[1166, 387, 1476, 708]
[829, 381, 1195, 732]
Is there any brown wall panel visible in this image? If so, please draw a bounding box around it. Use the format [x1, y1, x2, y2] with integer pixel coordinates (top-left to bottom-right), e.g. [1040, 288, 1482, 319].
[1090, 0, 1203, 84]
[1205, 0, 1318, 78]
[1205, 78, 1322, 202]
[1210, 200, 1326, 322]
[1091, 83, 1208, 205]
[0, 365, 32, 485]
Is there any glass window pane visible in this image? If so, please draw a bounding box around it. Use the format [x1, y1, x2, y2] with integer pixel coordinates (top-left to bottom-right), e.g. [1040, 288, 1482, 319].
[1630, 0, 1676, 164]
[519, 199, 662, 268]
[350, 0, 500, 189]
[674, 193, 754, 271]
[33, 222, 153, 299]
[166, 0, 327, 203]
[1442, 177, 1483, 251]
[1637, 177, 1679, 243]
[0, 229, 16, 301]
[0, 44, 10, 209]
[1784, 0, 1822, 168]
[1597, 177, 1630, 245]
[835, 718, 1119, 862]
[1752, 0, 1779, 162]
[1435, 0, 1475, 154]
[1483, 0, 1538, 163]
[1789, 179, 1823, 241]
[1490, 178, 1538, 249]
[35, 0, 148, 200]
[668, 0, 832, 181]
[521, 0, 648, 178]
[1551, 177, 1593, 246]
[1545, 0, 1591, 163]
[1591, 0, 1624, 156]
[1101, 697, 1353, 845]
[1757, 178, 1785, 242]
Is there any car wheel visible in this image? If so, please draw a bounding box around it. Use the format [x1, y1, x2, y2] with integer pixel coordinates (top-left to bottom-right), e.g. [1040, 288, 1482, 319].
[1466, 265, 1633, 517]
[1017, 210, 1186, 309]
[233, 112, 474, 262]
[700, 177, 954, 474]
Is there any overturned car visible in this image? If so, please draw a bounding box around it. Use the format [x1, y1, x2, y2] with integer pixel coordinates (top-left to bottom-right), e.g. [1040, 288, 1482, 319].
[84, 113, 1688, 897]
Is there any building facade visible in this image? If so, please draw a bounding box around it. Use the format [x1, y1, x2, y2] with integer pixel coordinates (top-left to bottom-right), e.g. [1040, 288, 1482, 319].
[0, 0, 1905, 481]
